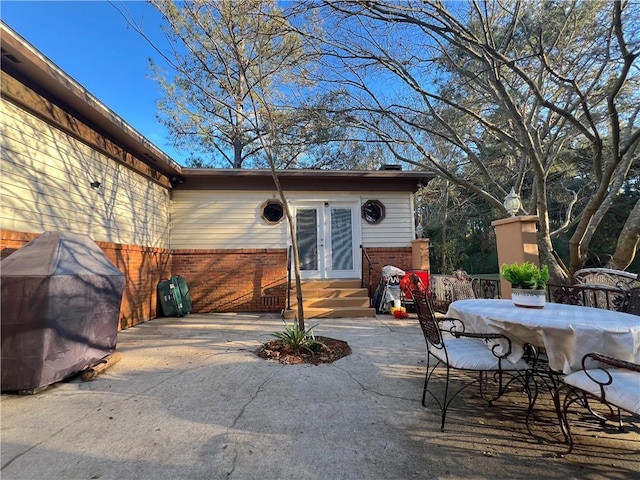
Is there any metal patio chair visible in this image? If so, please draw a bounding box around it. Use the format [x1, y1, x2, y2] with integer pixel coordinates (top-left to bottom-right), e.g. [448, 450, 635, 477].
[430, 270, 481, 313]
[547, 283, 629, 312]
[626, 287, 640, 316]
[442, 270, 478, 302]
[573, 268, 640, 291]
[408, 274, 531, 431]
[557, 353, 640, 454]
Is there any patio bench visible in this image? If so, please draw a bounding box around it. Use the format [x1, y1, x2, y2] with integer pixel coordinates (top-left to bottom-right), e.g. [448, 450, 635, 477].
[557, 352, 640, 454]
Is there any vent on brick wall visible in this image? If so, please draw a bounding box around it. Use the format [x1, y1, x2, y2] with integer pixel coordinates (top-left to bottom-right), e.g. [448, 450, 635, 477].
[260, 296, 281, 307]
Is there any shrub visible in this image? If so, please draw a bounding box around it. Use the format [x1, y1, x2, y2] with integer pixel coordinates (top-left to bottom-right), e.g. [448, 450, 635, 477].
[500, 262, 550, 290]
[271, 321, 325, 353]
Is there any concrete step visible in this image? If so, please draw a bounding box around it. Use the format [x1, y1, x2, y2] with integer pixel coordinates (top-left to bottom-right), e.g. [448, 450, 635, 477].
[293, 288, 369, 298]
[290, 297, 370, 308]
[283, 279, 374, 319]
[297, 279, 362, 289]
[283, 306, 376, 319]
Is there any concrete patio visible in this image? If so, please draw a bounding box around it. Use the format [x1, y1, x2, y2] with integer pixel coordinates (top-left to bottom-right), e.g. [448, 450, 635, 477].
[1, 313, 638, 480]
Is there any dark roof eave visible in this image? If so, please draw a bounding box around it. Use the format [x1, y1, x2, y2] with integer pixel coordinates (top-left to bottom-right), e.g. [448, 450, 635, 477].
[176, 169, 434, 193]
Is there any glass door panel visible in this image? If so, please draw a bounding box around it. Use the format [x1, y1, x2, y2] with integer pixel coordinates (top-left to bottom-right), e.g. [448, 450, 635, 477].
[296, 208, 318, 271]
[330, 207, 353, 271]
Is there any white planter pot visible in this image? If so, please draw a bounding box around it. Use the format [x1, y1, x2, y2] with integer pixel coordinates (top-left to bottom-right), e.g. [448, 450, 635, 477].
[512, 288, 546, 309]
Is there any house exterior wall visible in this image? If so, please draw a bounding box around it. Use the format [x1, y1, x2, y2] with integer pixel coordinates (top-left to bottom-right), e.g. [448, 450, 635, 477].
[1, 26, 431, 327]
[0, 81, 422, 323]
[171, 190, 415, 249]
[171, 248, 287, 313]
[0, 82, 173, 328]
[171, 190, 287, 249]
[170, 190, 416, 313]
[362, 247, 414, 294]
[360, 192, 415, 248]
[169, 245, 416, 314]
[1, 99, 171, 248]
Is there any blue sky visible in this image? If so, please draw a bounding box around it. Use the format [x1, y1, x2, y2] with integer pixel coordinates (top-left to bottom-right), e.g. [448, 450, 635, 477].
[1, 1, 190, 165]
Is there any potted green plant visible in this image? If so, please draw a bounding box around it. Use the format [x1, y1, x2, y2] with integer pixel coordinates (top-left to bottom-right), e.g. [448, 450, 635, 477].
[500, 261, 550, 308]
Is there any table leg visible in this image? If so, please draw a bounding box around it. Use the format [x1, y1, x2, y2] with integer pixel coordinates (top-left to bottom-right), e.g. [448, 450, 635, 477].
[519, 344, 567, 444]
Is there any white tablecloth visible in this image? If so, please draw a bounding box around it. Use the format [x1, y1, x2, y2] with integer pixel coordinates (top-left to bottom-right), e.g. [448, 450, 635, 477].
[446, 299, 640, 374]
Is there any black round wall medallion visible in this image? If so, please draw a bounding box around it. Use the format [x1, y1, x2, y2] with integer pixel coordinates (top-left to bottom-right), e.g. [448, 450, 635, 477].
[362, 200, 385, 224]
[261, 199, 284, 224]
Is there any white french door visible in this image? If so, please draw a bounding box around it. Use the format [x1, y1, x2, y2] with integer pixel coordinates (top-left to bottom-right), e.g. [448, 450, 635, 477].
[293, 202, 360, 279]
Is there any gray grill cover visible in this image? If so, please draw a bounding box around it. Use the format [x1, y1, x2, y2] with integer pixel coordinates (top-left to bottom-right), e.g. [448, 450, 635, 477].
[1, 231, 125, 391]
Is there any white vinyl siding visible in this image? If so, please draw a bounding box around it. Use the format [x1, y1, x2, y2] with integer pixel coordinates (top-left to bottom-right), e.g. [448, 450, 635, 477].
[360, 192, 415, 247]
[0, 99, 171, 248]
[171, 190, 415, 249]
[171, 190, 288, 249]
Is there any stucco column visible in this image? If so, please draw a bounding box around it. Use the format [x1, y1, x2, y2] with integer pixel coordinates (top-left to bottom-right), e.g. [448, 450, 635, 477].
[411, 238, 430, 271]
[491, 216, 540, 299]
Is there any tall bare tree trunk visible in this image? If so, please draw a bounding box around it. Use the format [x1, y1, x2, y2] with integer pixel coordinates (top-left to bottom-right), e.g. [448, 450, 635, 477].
[270, 170, 305, 331]
[607, 199, 640, 270]
[534, 173, 567, 282]
[440, 181, 448, 272]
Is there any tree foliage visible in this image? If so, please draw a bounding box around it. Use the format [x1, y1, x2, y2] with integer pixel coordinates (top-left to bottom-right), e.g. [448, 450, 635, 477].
[121, 0, 639, 276]
[149, 0, 376, 170]
[150, 0, 313, 168]
[313, 0, 639, 277]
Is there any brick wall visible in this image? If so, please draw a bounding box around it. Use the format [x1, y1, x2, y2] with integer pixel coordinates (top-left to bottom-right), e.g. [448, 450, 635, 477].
[100, 242, 172, 329]
[362, 246, 413, 293]
[171, 248, 288, 313]
[0, 230, 171, 330]
[2, 231, 413, 326]
[0, 230, 37, 258]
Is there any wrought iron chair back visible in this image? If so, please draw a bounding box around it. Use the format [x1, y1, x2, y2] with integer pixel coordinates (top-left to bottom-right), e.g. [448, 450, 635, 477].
[573, 268, 640, 291]
[442, 275, 478, 302]
[548, 283, 629, 312]
[474, 278, 500, 299]
[410, 274, 446, 351]
[429, 271, 500, 313]
[627, 287, 640, 316]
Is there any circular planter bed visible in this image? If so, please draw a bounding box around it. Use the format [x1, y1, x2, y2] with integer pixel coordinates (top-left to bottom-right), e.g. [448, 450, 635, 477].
[255, 336, 351, 365]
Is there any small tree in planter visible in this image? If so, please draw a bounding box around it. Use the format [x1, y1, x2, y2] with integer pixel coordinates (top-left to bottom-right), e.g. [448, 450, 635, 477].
[500, 262, 550, 308]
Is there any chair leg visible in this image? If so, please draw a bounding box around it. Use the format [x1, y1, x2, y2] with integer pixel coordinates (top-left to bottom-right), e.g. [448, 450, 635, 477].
[555, 384, 587, 455]
[583, 397, 615, 424]
[422, 353, 431, 407]
[421, 355, 497, 432]
[477, 371, 494, 406]
[524, 369, 539, 415]
[440, 364, 451, 431]
[616, 407, 624, 431]
[421, 353, 449, 431]
[422, 370, 429, 407]
[558, 388, 632, 456]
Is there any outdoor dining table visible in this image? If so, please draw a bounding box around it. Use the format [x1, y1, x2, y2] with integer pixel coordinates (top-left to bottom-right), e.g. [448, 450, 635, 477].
[446, 299, 640, 375]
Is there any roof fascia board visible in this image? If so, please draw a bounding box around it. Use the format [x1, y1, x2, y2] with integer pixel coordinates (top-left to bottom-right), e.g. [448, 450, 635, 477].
[176, 169, 433, 192]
